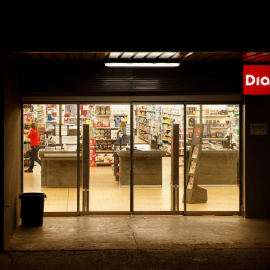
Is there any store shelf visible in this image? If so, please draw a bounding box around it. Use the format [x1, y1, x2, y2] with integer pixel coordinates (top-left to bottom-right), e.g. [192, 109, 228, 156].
[162, 112, 183, 116]
[203, 138, 224, 140]
[95, 139, 116, 141]
[93, 106, 130, 166]
[209, 127, 229, 129]
[203, 115, 229, 117]
[95, 127, 118, 129]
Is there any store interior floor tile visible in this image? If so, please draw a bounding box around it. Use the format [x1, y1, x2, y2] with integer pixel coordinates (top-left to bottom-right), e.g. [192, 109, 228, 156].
[23, 157, 239, 213]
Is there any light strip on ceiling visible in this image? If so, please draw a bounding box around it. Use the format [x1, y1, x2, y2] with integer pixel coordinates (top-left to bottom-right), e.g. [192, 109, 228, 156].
[108, 52, 122, 58]
[133, 52, 149, 59]
[159, 52, 178, 58]
[171, 52, 181, 58]
[146, 52, 163, 58]
[105, 63, 180, 67]
[121, 52, 136, 58]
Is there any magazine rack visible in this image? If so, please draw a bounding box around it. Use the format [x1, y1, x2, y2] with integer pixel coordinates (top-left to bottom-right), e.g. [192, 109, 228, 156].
[185, 123, 208, 204]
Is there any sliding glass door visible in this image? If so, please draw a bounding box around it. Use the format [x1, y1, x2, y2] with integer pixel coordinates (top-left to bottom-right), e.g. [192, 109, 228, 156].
[133, 104, 185, 212]
[79, 103, 186, 213]
[79, 104, 130, 212]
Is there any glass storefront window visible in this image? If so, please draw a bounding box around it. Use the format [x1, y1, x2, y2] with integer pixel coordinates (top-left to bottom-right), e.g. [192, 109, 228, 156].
[23, 104, 79, 212]
[184, 104, 240, 212]
[22, 102, 240, 214]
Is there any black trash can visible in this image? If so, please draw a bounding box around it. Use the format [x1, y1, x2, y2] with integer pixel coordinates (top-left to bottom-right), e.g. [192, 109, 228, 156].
[19, 192, 46, 227]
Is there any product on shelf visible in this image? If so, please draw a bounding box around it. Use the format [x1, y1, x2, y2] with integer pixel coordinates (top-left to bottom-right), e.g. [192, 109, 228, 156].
[95, 106, 101, 115]
[90, 156, 96, 167]
[104, 154, 113, 163]
[105, 106, 111, 115]
[96, 154, 104, 162]
[188, 117, 195, 127]
[187, 176, 194, 189]
[192, 146, 199, 158]
[216, 132, 223, 138]
[187, 107, 197, 115]
[189, 160, 197, 174]
[90, 148, 95, 156]
[111, 130, 118, 140]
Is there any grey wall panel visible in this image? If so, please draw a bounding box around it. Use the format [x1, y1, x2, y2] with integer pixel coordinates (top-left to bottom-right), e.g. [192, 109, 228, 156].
[133, 65, 242, 92]
[19, 63, 134, 93]
[244, 96, 270, 218]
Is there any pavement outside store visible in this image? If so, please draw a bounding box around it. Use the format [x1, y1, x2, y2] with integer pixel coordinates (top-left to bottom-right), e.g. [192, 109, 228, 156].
[1, 216, 270, 269]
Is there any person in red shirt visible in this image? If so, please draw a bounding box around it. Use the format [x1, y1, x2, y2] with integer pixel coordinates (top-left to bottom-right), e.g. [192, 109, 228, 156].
[25, 123, 41, 173]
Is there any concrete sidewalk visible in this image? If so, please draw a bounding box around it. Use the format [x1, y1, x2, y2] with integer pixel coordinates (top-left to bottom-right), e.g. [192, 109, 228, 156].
[1, 216, 270, 269]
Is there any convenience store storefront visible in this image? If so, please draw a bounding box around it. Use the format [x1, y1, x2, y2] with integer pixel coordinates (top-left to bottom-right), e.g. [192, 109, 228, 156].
[20, 60, 243, 216]
[22, 102, 241, 215]
[3, 52, 270, 250]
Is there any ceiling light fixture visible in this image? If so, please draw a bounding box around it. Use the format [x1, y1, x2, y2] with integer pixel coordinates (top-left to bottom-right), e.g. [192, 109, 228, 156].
[146, 52, 163, 58]
[121, 52, 136, 58]
[108, 52, 122, 58]
[159, 52, 178, 58]
[104, 63, 180, 67]
[133, 52, 149, 59]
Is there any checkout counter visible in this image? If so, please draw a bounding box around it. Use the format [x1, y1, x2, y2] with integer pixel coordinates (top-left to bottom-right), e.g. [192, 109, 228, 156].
[115, 144, 167, 187]
[39, 150, 82, 187]
[190, 132, 239, 186]
[196, 148, 238, 185]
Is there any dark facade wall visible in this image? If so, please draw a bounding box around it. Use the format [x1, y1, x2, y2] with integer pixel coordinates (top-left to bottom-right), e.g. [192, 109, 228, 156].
[3, 55, 21, 249]
[18, 62, 242, 95]
[244, 96, 270, 218]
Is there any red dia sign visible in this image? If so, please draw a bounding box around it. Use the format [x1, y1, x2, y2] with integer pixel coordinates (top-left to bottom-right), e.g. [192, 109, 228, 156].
[243, 65, 270, 95]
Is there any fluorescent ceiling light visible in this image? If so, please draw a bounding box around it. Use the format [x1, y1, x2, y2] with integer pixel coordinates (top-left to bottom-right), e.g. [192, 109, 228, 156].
[159, 52, 178, 58]
[121, 52, 136, 58]
[108, 51, 182, 60]
[171, 52, 181, 58]
[108, 52, 122, 58]
[105, 63, 180, 67]
[146, 52, 163, 58]
[133, 52, 149, 59]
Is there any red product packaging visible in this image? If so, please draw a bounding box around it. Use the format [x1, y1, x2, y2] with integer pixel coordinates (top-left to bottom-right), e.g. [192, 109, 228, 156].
[90, 138, 95, 147]
[90, 156, 96, 167]
[90, 148, 95, 156]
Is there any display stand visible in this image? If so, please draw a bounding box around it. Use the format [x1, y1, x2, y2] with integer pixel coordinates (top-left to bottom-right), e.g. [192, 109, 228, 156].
[185, 124, 207, 204]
